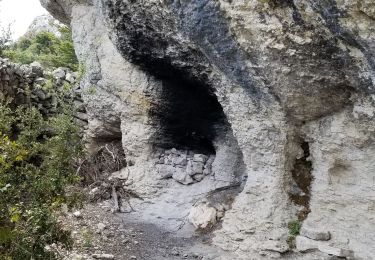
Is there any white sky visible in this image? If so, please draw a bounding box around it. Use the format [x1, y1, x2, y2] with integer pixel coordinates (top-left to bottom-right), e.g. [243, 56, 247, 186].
[0, 0, 48, 39]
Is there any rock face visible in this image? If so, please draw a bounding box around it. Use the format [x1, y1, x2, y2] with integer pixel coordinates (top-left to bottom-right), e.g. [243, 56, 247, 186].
[40, 0, 375, 259]
[24, 14, 64, 38]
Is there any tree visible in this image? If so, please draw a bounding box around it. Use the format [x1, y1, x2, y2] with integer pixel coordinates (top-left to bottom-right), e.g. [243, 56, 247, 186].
[4, 27, 78, 70]
[0, 22, 12, 56]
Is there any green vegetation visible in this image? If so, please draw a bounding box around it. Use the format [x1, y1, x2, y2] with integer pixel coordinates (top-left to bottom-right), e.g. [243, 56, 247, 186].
[81, 229, 94, 249]
[0, 17, 84, 259]
[288, 220, 301, 236]
[0, 99, 83, 259]
[287, 220, 301, 249]
[0, 23, 12, 57]
[3, 27, 78, 70]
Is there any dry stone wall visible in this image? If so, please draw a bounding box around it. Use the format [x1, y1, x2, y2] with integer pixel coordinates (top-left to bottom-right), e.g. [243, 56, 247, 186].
[0, 58, 87, 127]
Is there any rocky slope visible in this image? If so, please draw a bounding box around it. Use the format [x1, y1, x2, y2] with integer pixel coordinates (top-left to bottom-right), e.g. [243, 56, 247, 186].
[24, 14, 64, 38]
[40, 0, 375, 259]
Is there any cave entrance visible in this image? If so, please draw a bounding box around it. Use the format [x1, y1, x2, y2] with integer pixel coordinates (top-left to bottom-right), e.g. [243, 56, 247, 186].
[150, 73, 228, 154]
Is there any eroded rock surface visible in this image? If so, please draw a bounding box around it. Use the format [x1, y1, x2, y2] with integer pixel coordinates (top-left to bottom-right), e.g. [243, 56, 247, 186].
[40, 0, 375, 259]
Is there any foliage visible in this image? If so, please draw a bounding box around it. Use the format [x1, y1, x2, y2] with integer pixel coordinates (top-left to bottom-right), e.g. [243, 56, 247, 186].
[286, 220, 301, 249]
[0, 22, 12, 57]
[3, 27, 78, 71]
[0, 100, 82, 259]
[288, 220, 301, 236]
[81, 229, 93, 249]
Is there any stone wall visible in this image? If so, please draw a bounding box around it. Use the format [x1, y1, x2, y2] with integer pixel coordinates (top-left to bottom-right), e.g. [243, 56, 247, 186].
[0, 58, 87, 127]
[0, 58, 57, 114]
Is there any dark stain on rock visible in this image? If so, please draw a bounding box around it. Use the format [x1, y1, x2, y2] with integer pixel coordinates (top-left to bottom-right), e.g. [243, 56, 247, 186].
[102, 0, 267, 101]
[289, 141, 313, 221]
[310, 0, 375, 75]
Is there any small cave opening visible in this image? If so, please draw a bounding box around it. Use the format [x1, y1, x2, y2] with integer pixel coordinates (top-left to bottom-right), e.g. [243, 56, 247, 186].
[150, 71, 229, 155]
[289, 141, 313, 221]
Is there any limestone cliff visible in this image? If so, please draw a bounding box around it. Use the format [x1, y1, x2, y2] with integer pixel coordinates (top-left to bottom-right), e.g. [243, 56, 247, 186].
[40, 0, 375, 259]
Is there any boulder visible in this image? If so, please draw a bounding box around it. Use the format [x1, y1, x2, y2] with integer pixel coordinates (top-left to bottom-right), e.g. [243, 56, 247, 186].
[188, 202, 217, 229]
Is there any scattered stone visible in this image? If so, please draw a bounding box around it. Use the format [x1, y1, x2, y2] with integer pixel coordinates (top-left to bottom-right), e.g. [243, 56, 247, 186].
[300, 226, 331, 241]
[192, 173, 204, 182]
[156, 165, 175, 180]
[260, 240, 289, 253]
[92, 253, 115, 259]
[186, 160, 194, 176]
[173, 155, 187, 166]
[66, 72, 76, 83]
[71, 253, 85, 260]
[193, 154, 208, 163]
[109, 168, 129, 181]
[203, 167, 211, 175]
[171, 247, 180, 256]
[89, 187, 100, 196]
[53, 68, 66, 79]
[192, 161, 204, 174]
[188, 203, 217, 229]
[172, 169, 194, 185]
[97, 223, 106, 233]
[34, 77, 46, 85]
[73, 211, 82, 218]
[296, 236, 354, 257]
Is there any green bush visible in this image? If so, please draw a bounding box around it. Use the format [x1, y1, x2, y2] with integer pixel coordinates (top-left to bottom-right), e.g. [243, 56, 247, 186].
[0, 101, 82, 259]
[3, 27, 78, 71]
[288, 220, 301, 236]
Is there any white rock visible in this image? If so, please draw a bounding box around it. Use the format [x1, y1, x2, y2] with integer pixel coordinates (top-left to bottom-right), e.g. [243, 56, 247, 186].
[109, 168, 129, 181]
[73, 211, 82, 218]
[185, 160, 194, 176]
[193, 154, 208, 163]
[156, 165, 175, 179]
[192, 173, 204, 182]
[71, 253, 85, 260]
[296, 236, 353, 257]
[203, 167, 211, 175]
[89, 187, 100, 195]
[172, 168, 194, 185]
[192, 161, 204, 174]
[53, 68, 66, 79]
[188, 203, 217, 229]
[97, 223, 106, 232]
[260, 240, 289, 253]
[65, 72, 76, 83]
[172, 155, 187, 166]
[300, 226, 331, 241]
[92, 254, 114, 259]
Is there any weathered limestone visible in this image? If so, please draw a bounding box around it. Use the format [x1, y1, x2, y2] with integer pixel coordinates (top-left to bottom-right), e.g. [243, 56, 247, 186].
[41, 0, 375, 259]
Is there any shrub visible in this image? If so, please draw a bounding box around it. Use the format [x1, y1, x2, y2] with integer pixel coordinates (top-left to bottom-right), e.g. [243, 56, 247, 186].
[288, 220, 301, 236]
[286, 220, 301, 249]
[0, 101, 82, 259]
[3, 27, 78, 71]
